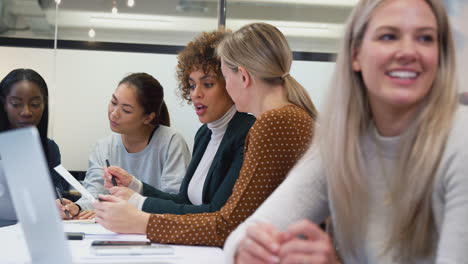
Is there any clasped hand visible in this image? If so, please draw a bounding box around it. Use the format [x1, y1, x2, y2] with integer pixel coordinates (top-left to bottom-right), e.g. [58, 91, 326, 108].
[93, 194, 149, 234]
[236, 220, 338, 264]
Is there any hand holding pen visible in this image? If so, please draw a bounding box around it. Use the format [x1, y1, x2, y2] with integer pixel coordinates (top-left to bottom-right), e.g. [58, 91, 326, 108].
[55, 186, 71, 219]
[103, 161, 134, 189]
[105, 159, 118, 186]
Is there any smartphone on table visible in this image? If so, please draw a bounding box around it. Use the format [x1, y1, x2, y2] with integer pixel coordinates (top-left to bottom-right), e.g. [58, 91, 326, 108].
[90, 240, 174, 256]
[91, 240, 151, 246]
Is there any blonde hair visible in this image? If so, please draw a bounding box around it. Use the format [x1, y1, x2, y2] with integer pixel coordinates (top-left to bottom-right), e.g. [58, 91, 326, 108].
[217, 22, 317, 119]
[319, 0, 458, 261]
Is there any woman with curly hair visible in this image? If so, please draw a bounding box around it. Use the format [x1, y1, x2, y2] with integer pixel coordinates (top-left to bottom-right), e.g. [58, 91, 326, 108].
[94, 29, 255, 223]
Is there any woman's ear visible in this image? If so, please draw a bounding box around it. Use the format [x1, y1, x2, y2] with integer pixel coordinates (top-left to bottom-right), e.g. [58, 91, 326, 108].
[352, 47, 362, 72]
[238, 66, 251, 89]
[144, 112, 156, 125]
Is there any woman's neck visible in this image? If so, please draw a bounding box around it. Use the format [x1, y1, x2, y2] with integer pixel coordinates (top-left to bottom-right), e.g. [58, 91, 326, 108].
[250, 83, 290, 118]
[208, 105, 235, 130]
[121, 126, 155, 153]
[371, 102, 421, 137]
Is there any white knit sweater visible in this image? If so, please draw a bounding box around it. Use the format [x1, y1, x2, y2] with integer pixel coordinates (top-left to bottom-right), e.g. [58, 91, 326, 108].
[224, 106, 468, 264]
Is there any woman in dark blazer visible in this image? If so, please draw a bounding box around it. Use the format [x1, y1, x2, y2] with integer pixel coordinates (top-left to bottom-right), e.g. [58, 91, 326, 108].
[140, 110, 253, 214]
[99, 30, 255, 216]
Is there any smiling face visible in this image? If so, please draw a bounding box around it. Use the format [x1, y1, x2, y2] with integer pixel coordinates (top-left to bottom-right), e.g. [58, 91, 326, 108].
[4, 80, 45, 129]
[108, 83, 153, 134]
[189, 68, 233, 124]
[353, 0, 439, 114]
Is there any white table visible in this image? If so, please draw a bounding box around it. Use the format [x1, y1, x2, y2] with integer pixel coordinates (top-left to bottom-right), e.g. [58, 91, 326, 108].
[0, 222, 224, 264]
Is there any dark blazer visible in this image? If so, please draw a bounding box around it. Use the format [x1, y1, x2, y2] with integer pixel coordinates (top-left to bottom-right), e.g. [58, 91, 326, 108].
[141, 111, 255, 215]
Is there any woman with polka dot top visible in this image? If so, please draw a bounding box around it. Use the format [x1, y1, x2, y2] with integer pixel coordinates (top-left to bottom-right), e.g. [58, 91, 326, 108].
[93, 22, 317, 247]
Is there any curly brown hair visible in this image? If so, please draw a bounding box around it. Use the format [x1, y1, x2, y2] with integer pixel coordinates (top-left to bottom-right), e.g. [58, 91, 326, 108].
[176, 30, 229, 104]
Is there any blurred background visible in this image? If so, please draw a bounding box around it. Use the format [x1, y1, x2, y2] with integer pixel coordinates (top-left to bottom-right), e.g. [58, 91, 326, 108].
[444, 0, 468, 93]
[0, 0, 356, 53]
[0, 0, 348, 171]
[0, 0, 465, 171]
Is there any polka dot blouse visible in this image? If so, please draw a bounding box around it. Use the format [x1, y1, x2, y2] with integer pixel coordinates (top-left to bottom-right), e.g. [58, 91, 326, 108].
[146, 105, 315, 246]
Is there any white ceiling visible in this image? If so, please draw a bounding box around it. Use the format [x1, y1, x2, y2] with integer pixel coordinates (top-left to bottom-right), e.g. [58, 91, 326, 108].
[1, 0, 356, 53]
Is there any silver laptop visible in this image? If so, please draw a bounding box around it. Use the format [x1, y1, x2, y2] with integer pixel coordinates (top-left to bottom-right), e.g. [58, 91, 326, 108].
[0, 127, 72, 264]
[0, 164, 17, 226]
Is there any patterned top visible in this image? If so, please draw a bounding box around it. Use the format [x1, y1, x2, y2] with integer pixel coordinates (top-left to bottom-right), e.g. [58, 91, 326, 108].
[146, 105, 314, 246]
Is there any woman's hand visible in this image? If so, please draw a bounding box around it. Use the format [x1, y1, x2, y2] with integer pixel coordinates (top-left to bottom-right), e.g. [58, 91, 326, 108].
[55, 198, 80, 219]
[75, 210, 96, 220]
[108, 186, 135, 201]
[103, 166, 133, 188]
[235, 222, 281, 264]
[278, 220, 338, 264]
[93, 194, 149, 234]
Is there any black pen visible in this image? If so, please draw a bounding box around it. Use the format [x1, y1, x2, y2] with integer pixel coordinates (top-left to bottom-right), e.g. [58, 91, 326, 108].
[105, 159, 118, 186]
[55, 186, 71, 219]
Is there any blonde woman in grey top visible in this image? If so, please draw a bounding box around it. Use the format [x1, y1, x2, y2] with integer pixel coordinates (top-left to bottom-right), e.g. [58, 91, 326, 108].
[225, 0, 468, 263]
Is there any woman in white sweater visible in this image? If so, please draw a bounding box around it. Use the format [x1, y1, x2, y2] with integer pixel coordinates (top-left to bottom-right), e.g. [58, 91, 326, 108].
[224, 0, 468, 263]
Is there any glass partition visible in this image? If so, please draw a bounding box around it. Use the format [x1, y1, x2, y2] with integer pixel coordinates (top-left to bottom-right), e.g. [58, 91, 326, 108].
[0, 0, 220, 46]
[0, 0, 353, 171]
[225, 0, 356, 53]
[0, 0, 357, 52]
[0, 0, 56, 40]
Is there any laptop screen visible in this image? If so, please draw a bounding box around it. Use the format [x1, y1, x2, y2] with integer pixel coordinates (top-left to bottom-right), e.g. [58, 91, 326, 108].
[0, 127, 72, 264]
[0, 163, 17, 226]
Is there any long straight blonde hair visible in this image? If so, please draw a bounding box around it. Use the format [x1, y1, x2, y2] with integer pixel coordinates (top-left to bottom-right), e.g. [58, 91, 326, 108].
[319, 0, 458, 261]
[216, 22, 317, 119]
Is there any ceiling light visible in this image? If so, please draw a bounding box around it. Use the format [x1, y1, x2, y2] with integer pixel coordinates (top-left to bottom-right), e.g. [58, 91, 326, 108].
[112, 0, 118, 14]
[276, 23, 329, 33]
[90, 14, 175, 30]
[55, 0, 61, 4]
[88, 28, 96, 38]
[227, 0, 358, 7]
[127, 0, 135, 7]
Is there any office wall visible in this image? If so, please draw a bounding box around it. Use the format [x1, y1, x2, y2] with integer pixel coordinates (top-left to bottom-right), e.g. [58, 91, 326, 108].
[445, 0, 468, 92]
[0, 46, 335, 171]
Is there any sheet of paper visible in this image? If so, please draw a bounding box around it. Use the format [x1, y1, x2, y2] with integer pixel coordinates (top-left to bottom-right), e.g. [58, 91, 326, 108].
[54, 164, 96, 202]
[64, 219, 96, 224]
[0, 223, 224, 264]
[64, 222, 116, 235]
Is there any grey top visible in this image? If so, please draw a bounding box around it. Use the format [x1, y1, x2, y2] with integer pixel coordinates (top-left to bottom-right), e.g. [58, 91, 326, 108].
[77, 125, 191, 210]
[224, 106, 468, 264]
